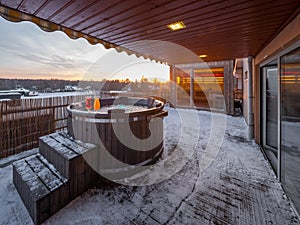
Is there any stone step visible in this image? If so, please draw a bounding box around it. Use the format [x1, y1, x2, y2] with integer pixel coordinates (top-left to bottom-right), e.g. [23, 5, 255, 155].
[39, 131, 98, 199]
[13, 153, 69, 225]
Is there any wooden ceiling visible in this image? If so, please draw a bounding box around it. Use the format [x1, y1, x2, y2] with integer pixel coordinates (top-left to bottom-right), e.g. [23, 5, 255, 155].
[0, 0, 299, 64]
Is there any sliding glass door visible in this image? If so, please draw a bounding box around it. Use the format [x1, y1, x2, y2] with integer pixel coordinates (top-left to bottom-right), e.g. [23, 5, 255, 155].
[261, 45, 300, 214]
[280, 47, 300, 212]
[262, 66, 278, 173]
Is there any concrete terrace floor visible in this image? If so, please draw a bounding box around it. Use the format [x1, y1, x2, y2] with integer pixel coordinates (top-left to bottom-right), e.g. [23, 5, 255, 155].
[0, 108, 299, 225]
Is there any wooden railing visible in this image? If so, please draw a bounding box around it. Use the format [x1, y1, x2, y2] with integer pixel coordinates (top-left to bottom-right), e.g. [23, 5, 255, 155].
[0, 95, 85, 158]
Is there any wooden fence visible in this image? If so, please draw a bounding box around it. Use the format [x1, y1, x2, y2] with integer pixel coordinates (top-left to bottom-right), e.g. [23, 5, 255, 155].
[0, 95, 85, 158]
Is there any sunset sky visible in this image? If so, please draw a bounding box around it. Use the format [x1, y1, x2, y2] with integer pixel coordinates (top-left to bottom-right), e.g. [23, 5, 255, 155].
[0, 17, 170, 81]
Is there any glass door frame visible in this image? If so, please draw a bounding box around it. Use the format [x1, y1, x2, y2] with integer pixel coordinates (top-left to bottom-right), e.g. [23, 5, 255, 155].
[261, 64, 281, 176]
[259, 39, 300, 181]
[259, 40, 300, 216]
[259, 44, 300, 182]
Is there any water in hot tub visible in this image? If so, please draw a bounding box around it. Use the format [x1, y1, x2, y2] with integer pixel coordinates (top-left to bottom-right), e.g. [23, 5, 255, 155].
[88, 104, 150, 114]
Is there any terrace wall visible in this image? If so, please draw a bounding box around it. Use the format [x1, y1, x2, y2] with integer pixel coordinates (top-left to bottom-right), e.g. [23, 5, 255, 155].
[0, 95, 85, 158]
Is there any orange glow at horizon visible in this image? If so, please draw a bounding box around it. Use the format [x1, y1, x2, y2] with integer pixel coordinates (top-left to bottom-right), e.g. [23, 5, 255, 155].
[0, 71, 83, 81]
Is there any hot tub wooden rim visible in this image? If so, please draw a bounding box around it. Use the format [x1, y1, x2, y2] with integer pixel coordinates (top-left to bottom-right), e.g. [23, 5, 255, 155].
[67, 98, 165, 120]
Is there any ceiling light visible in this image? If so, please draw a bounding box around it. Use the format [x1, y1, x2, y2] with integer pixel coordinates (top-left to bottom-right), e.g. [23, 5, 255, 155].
[199, 54, 208, 58]
[167, 21, 186, 31]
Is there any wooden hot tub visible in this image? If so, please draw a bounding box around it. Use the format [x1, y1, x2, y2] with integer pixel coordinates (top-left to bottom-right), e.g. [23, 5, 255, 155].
[67, 97, 168, 174]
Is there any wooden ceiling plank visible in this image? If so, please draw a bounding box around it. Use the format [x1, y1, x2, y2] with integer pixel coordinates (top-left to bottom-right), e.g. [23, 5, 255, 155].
[128, 35, 270, 58]
[81, 0, 200, 34]
[93, 0, 282, 39]
[101, 1, 295, 43]
[16, 0, 47, 15]
[121, 24, 281, 60]
[110, 9, 292, 46]
[123, 29, 278, 51]
[49, 0, 96, 24]
[72, 0, 151, 32]
[60, 0, 101, 26]
[0, 0, 24, 9]
[179, 34, 275, 47]
[35, 0, 72, 20]
[65, 0, 122, 29]
[16, 0, 26, 10]
[114, 21, 281, 46]
[32, 0, 51, 16]
[46, 0, 77, 21]
[150, 16, 285, 42]
[74, 3, 150, 33]
[89, 0, 233, 37]
[81, 0, 173, 33]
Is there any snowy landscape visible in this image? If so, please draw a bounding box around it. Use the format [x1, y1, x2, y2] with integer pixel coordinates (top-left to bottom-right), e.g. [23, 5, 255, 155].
[0, 107, 299, 225]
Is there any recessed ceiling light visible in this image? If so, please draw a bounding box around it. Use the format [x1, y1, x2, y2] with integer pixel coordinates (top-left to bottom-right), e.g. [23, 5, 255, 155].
[199, 54, 208, 58]
[167, 21, 186, 31]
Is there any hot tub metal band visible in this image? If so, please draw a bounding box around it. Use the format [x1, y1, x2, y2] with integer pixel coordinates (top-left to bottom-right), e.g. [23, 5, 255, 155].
[74, 116, 143, 123]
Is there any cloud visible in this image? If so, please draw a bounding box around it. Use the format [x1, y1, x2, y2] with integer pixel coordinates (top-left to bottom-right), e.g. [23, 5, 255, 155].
[13, 51, 87, 69]
[0, 17, 107, 78]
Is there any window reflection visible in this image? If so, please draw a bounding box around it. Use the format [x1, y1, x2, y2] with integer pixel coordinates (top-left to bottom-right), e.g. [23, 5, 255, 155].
[194, 68, 224, 109]
[281, 47, 300, 213]
[265, 68, 278, 150]
[175, 67, 224, 109]
[175, 68, 191, 106]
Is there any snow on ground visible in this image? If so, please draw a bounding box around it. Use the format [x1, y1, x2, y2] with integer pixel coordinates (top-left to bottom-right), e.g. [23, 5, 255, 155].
[0, 108, 299, 225]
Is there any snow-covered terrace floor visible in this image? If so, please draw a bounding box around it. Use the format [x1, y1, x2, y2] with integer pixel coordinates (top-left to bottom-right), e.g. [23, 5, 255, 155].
[0, 108, 299, 225]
